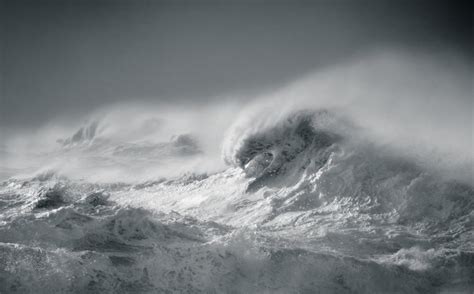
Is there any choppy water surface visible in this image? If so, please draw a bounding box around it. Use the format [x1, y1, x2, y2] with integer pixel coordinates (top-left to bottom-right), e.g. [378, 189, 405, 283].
[1, 109, 473, 293]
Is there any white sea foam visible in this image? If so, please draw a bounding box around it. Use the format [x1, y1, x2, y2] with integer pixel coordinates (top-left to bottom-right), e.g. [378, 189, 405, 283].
[1, 50, 472, 293]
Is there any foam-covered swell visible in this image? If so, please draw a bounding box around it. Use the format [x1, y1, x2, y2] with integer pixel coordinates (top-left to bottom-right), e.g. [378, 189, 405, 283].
[220, 109, 474, 291]
[1, 180, 470, 294]
[1, 51, 473, 292]
[0, 180, 233, 293]
[1, 108, 472, 293]
[225, 109, 473, 226]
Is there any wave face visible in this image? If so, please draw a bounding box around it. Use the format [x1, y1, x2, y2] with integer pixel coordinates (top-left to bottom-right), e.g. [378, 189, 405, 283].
[1, 107, 472, 294]
[225, 110, 473, 226]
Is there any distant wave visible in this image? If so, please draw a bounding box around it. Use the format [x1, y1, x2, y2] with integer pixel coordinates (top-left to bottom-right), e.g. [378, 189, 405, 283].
[58, 120, 102, 147]
[112, 134, 201, 158]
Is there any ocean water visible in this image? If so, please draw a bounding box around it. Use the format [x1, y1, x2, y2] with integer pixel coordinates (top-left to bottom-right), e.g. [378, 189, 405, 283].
[1, 52, 473, 293]
[1, 107, 472, 294]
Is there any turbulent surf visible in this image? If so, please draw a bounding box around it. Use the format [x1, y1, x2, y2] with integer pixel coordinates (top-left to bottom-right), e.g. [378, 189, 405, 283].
[1, 54, 473, 293]
[1, 107, 472, 294]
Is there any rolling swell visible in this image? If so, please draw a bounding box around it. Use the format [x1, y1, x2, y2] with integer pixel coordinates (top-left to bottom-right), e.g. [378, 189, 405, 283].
[0, 108, 473, 293]
[1, 179, 467, 294]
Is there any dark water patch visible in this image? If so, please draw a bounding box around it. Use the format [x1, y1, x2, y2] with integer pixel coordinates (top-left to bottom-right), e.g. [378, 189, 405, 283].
[109, 255, 136, 266]
[84, 192, 110, 207]
[34, 188, 65, 209]
[73, 233, 150, 253]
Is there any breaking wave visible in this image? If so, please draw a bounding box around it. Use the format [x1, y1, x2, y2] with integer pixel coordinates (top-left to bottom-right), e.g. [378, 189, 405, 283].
[1, 52, 473, 293]
[224, 109, 473, 226]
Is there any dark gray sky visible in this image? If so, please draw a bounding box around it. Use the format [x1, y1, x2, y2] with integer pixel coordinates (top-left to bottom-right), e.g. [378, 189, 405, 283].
[1, 0, 472, 127]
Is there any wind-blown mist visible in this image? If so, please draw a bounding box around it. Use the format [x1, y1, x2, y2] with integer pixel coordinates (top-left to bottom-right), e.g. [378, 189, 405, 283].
[0, 51, 472, 293]
[2, 50, 472, 182]
[1, 102, 240, 182]
[224, 50, 473, 182]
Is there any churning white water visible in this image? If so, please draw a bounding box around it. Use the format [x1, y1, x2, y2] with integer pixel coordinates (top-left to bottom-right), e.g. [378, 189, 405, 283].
[0, 52, 472, 293]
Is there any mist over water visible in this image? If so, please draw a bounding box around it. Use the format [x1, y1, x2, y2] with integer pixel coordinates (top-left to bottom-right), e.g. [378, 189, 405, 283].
[1, 49, 473, 293]
[2, 50, 472, 182]
[224, 50, 473, 182]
